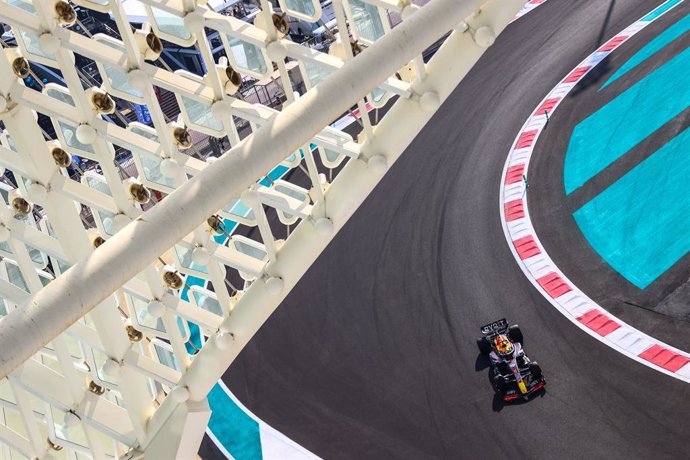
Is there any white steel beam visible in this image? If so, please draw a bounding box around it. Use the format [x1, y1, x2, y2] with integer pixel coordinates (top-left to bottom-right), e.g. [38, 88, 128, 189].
[0, 0, 527, 457]
[0, 0, 484, 380]
[158, 0, 524, 404]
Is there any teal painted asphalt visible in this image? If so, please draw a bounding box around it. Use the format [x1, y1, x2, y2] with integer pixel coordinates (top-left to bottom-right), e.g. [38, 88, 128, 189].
[567, 1, 690, 289]
[208, 384, 263, 460]
[573, 124, 690, 289]
[563, 42, 690, 195]
[601, 12, 690, 89]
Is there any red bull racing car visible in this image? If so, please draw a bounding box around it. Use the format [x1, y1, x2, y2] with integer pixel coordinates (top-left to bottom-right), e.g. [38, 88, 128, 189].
[477, 318, 545, 401]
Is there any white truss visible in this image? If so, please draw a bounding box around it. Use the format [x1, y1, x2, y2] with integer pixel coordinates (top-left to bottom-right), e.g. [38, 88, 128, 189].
[0, 0, 523, 458]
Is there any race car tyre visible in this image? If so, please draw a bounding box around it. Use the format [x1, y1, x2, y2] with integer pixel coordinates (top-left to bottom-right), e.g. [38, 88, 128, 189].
[476, 337, 491, 355]
[508, 325, 523, 345]
[495, 376, 509, 393]
[529, 362, 542, 379]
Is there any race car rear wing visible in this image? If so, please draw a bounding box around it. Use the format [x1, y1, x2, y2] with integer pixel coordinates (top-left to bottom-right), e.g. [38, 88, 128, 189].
[480, 318, 509, 336]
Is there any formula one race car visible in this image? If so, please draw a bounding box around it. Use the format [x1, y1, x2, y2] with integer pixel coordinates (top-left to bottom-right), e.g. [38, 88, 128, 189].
[477, 319, 545, 401]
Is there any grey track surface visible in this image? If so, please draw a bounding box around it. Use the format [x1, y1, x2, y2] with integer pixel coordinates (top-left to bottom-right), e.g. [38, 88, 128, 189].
[201, 1, 690, 459]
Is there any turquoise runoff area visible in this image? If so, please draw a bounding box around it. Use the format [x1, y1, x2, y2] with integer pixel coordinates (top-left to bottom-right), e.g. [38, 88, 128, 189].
[208, 385, 263, 460]
[568, 0, 690, 289]
[601, 11, 690, 90]
[563, 42, 690, 195]
[573, 123, 690, 289]
[178, 149, 307, 459]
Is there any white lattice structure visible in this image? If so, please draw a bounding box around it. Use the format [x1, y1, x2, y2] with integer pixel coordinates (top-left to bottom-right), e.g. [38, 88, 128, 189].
[0, 0, 522, 458]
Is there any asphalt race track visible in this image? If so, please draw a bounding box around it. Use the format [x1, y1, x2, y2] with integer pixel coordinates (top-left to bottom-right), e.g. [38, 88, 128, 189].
[201, 1, 690, 458]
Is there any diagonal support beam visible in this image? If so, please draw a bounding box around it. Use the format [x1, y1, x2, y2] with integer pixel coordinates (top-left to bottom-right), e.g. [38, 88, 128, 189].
[0, 0, 484, 380]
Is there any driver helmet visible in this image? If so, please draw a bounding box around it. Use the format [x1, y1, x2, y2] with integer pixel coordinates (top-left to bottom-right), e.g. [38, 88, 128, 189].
[494, 335, 514, 357]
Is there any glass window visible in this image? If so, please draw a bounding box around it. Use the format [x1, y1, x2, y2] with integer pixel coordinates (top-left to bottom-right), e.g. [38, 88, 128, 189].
[131, 126, 159, 141]
[370, 86, 387, 103]
[191, 290, 223, 316]
[302, 60, 333, 88]
[233, 239, 266, 261]
[180, 96, 223, 132]
[59, 121, 95, 154]
[223, 198, 255, 221]
[52, 406, 89, 448]
[226, 35, 268, 76]
[348, 0, 385, 43]
[6, 0, 35, 14]
[58, 259, 71, 272]
[151, 7, 192, 40]
[95, 38, 145, 100]
[153, 342, 180, 371]
[84, 175, 112, 196]
[325, 148, 341, 162]
[26, 245, 45, 266]
[275, 183, 307, 201]
[131, 295, 166, 333]
[46, 87, 75, 107]
[174, 243, 208, 274]
[5, 262, 28, 292]
[285, 0, 316, 17]
[18, 29, 52, 59]
[98, 210, 116, 236]
[0, 377, 15, 403]
[138, 151, 177, 189]
[0, 241, 12, 255]
[5, 134, 17, 152]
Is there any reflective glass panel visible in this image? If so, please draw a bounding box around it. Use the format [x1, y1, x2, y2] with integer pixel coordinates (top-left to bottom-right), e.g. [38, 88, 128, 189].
[285, 0, 316, 17]
[18, 29, 52, 59]
[5, 262, 28, 292]
[96, 39, 145, 99]
[151, 7, 192, 40]
[303, 60, 333, 88]
[226, 35, 268, 75]
[233, 239, 266, 260]
[174, 243, 208, 274]
[191, 290, 223, 316]
[6, 0, 35, 13]
[46, 87, 75, 106]
[59, 121, 95, 154]
[154, 343, 180, 371]
[138, 151, 176, 188]
[349, 0, 385, 42]
[181, 96, 223, 132]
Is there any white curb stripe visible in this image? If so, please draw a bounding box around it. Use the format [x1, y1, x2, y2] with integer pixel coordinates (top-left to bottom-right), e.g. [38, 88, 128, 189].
[499, 0, 690, 382]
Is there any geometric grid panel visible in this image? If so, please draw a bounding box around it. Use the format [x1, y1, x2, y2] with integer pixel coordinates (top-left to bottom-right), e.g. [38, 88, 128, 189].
[0, 0, 521, 457]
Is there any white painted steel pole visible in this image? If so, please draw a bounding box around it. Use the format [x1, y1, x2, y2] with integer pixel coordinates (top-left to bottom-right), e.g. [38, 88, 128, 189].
[170, 0, 523, 402]
[0, 0, 479, 378]
[140, 5, 526, 454]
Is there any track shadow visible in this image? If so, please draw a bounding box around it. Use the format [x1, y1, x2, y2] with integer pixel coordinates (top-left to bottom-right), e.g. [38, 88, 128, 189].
[571, 0, 616, 95]
[571, 60, 612, 96]
[474, 352, 491, 371]
[492, 393, 505, 412]
[597, 0, 617, 48]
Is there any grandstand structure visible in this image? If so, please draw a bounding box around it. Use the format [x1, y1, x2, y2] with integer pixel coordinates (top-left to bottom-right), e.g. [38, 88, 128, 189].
[0, 0, 522, 457]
